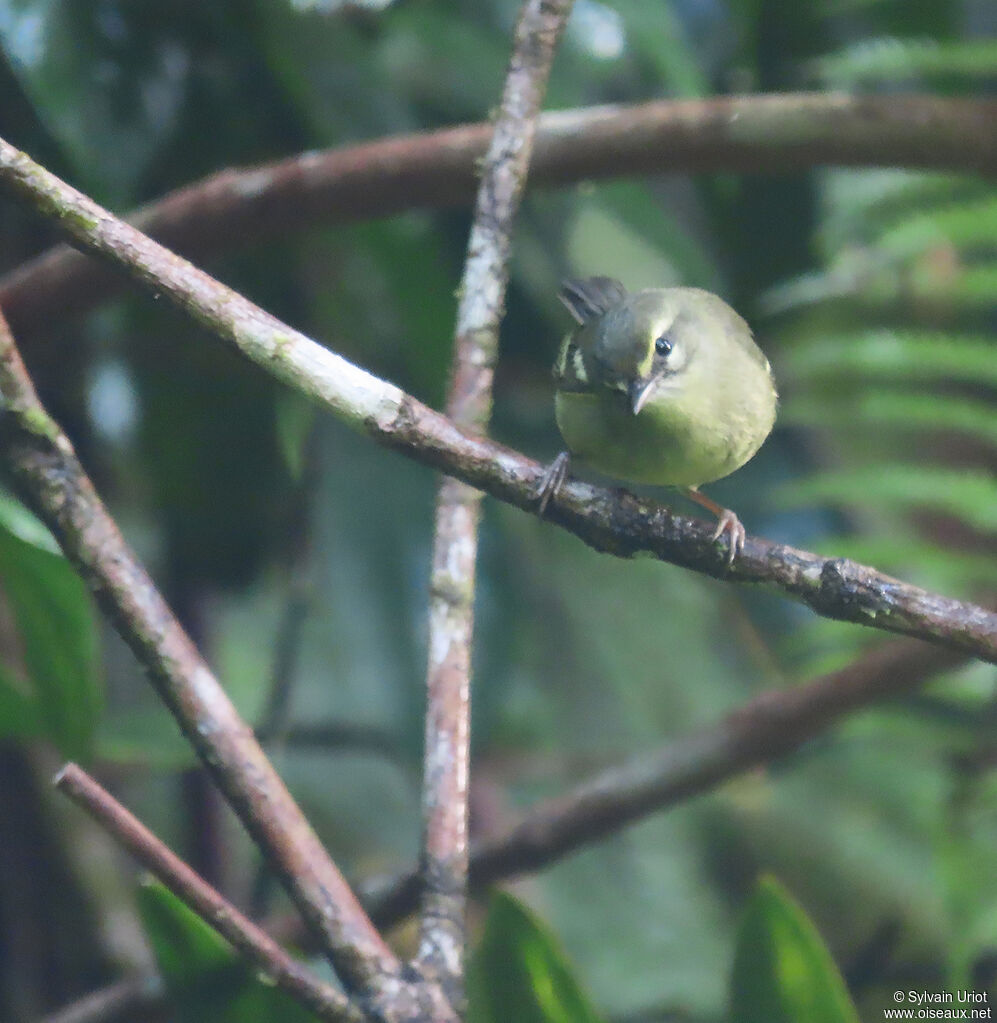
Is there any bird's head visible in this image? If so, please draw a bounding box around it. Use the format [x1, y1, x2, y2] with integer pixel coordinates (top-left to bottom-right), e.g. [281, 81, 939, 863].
[588, 290, 693, 415]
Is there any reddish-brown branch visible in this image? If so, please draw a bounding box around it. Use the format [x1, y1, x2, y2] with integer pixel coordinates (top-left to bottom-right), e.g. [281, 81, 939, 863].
[0, 310, 454, 1023]
[365, 639, 965, 925]
[417, 0, 574, 998]
[53, 765, 363, 1023]
[1, 93, 994, 340]
[0, 136, 993, 663]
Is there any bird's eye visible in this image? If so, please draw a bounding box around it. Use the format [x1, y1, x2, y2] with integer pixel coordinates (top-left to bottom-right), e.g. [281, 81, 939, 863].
[654, 335, 673, 356]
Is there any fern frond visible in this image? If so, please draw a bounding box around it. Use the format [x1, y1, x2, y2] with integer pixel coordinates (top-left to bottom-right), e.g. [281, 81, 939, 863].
[781, 392, 997, 448]
[818, 171, 989, 254]
[779, 466, 997, 534]
[943, 263, 997, 308]
[811, 36, 997, 85]
[781, 332, 997, 388]
[874, 197, 997, 260]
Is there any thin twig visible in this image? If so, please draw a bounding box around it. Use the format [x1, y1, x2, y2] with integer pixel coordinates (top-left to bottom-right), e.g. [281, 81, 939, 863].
[52, 765, 364, 1023]
[2, 94, 995, 339]
[0, 311, 454, 1023]
[0, 139, 994, 663]
[364, 638, 966, 925]
[418, 0, 573, 999]
[37, 976, 164, 1023]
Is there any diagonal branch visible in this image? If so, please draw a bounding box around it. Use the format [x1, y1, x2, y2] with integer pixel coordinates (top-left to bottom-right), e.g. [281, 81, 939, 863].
[418, 0, 573, 999]
[54, 764, 364, 1023]
[364, 638, 966, 926]
[0, 309, 453, 1023]
[0, 136, 994, 664]
[2, 94, 995, 339]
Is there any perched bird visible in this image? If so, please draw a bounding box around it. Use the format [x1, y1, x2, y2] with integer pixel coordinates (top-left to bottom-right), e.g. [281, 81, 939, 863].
[537, 276, 777, 563]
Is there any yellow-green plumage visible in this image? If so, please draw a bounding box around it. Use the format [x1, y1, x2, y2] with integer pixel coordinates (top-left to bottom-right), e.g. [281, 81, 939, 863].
[540, 277, 778, 561]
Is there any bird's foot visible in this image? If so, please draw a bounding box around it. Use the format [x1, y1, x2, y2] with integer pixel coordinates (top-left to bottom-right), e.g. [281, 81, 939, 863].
[681, 488, 746, 567]
[536, 451, 571, 517]
[709, 508, 746, 567]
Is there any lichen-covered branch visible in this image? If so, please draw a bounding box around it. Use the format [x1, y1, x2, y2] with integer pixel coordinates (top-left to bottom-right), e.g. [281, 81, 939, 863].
[418, 0, 573, 998]
[0, 136, 994, 665]
[54, 764, 363, 1023]
[2, 94, 995, 339]
[364, 639, 966, 925]
[0, 307, 454, 1023]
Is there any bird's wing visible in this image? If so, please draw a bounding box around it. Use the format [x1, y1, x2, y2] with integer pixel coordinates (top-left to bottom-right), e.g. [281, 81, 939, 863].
[559, 276, 627, 324]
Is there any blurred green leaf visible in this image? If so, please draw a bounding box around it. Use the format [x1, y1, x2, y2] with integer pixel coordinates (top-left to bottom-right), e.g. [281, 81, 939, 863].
[0, 663, 43, 740]
[0, 3, 184, 201]
[137, 880, 318, 1023]
[0, 501, 100, 760]
[468, 890, 606, 1023]
[612, 0, 709, 98]
[730, 875, 860, 1023]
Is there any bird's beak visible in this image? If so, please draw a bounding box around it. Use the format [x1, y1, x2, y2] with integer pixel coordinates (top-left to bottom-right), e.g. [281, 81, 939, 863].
[628, 378, 655, 416]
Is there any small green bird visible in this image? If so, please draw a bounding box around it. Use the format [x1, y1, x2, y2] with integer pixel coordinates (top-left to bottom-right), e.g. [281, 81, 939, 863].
[538, 276, 777, 563]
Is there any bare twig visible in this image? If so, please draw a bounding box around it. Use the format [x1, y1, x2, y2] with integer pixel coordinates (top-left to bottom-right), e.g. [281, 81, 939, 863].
[37, 976, 164, 1023]
[0, 311, 454, 1022]
[0, 136, 993, 664]
[2, 94, 995, 339]
[418, 0, 573, 997]
[53, 765, 363, 1023]
[365, 639, 966, 925]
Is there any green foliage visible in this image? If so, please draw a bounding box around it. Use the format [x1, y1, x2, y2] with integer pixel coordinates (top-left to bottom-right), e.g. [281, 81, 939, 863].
[136, 880, 318, 1023]
[769, 163, 997, 602]
[0, 2, 188, 202]
[782, 331, 997, 386]
[0, 0, 994, 1019]
[468, 890, 605, 1023]
[730, 876, 860, 1023]
[782, 466, 997, 535]
[0, 492, 100, 760]
[811, 36, 997, 86]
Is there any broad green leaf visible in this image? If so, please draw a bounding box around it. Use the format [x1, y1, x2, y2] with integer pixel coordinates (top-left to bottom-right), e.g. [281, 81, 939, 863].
[137, 880, 317, 1023]
[468, 891, 606, 1023]
[0, 505, 100, 760]
[0, 664, 43, 740]
[0, 490, 60, 553]
[731, 876, 860, 1023]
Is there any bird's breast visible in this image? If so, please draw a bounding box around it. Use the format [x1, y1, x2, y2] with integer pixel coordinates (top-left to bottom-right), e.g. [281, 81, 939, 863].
[555, 364, 774, 488]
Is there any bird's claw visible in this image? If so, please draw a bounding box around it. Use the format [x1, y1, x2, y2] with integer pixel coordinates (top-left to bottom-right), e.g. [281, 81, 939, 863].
[710, 509, 746, 567]
[536, 451, 571, 517]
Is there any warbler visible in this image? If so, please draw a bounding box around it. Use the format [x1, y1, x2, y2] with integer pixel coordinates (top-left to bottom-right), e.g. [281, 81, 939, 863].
[537, 276, 777, 563]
